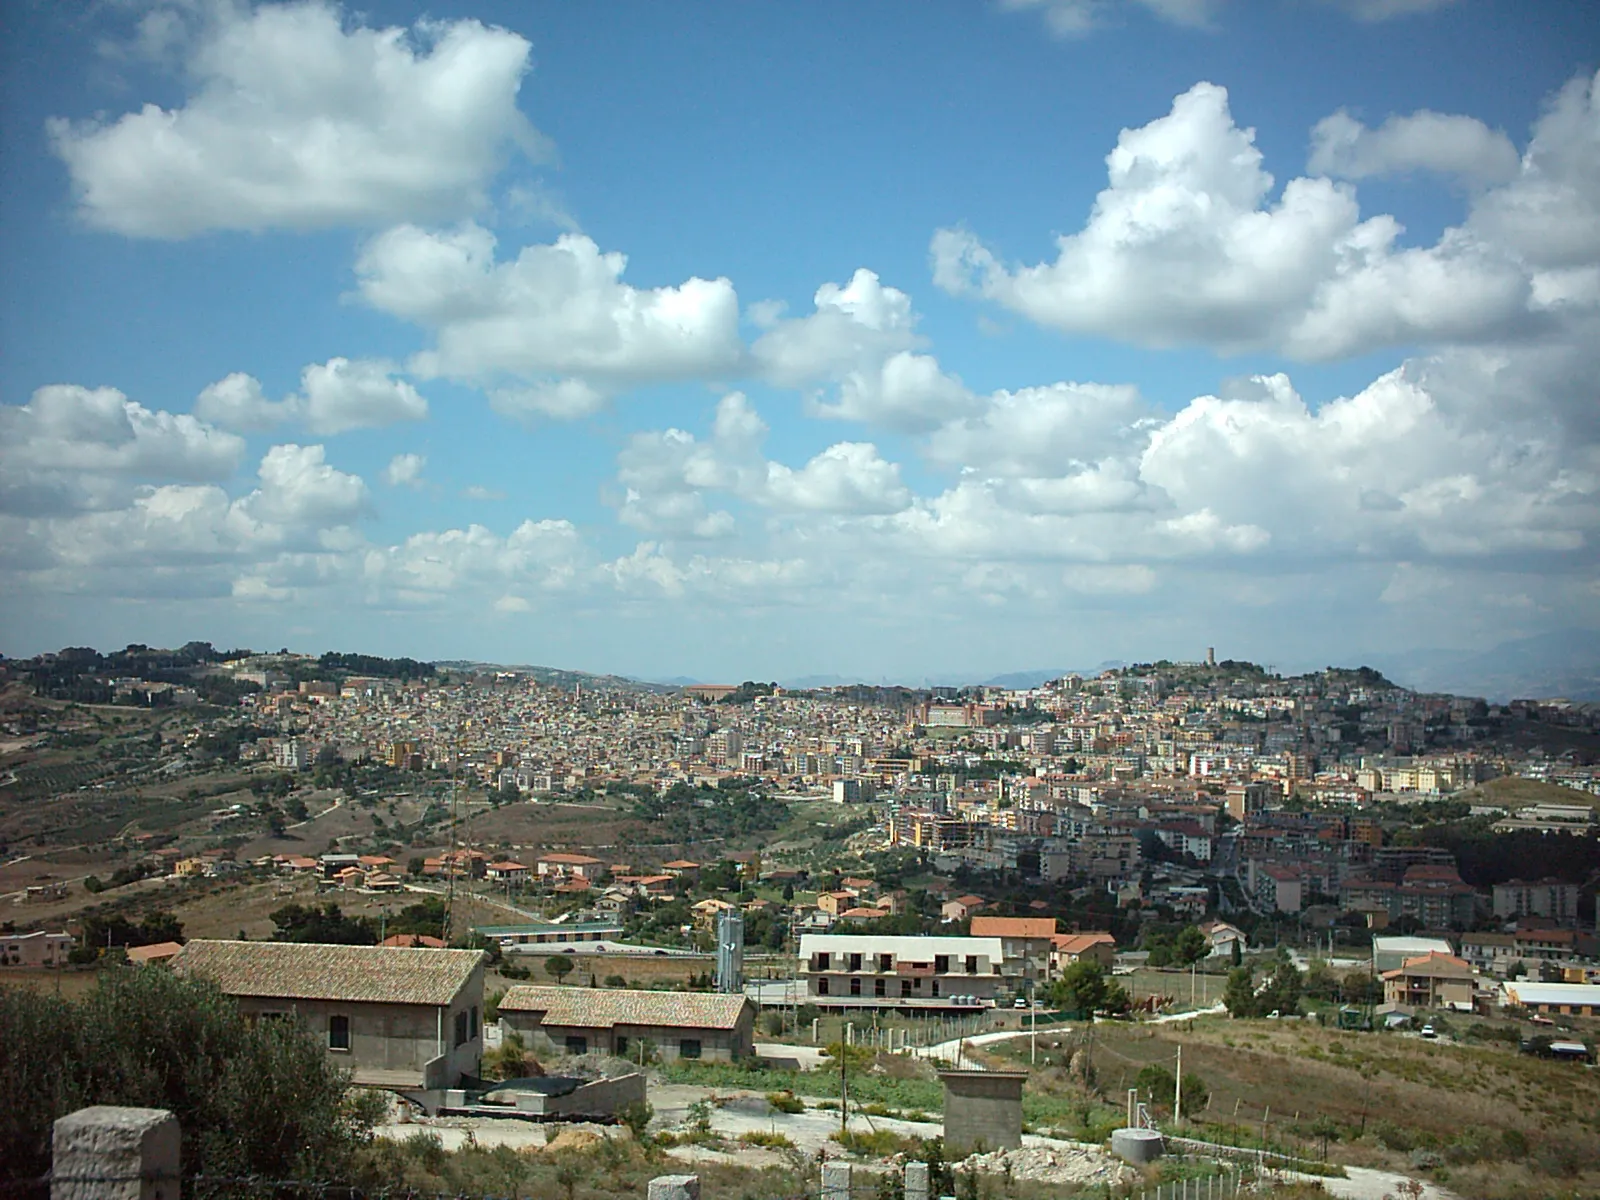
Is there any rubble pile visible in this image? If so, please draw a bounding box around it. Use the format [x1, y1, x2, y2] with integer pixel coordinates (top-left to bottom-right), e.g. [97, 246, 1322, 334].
[959, 1144, 1134, 1186]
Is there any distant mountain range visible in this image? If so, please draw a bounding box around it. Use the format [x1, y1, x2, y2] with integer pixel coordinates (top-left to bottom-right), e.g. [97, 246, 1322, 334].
[1361, 629, 1600, 703]
[456, 633, 1600, 703]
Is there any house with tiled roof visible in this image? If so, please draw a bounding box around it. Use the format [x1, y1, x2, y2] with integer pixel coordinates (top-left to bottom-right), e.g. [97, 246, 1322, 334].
[498, 984, 754, 1062]
[971, 916, 1058, 981]
[174, 939, 487, 1094]
[1382, 951, 1476, 1011]
[1050, 931, 1117, 972]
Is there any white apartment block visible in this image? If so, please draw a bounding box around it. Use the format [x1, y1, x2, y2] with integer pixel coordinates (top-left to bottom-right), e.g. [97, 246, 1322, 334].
[798, 934, 1005, 1010]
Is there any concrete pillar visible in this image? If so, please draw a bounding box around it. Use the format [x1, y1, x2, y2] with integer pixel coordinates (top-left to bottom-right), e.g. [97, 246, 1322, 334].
[52, 1107, 180, 1200]
[904, 1160, 930, 1200]
[821, 1160, 852, 1200]
[647, 1174, 700, 1200]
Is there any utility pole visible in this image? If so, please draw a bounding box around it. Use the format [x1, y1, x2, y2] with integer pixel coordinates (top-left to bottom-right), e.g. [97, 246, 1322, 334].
[839, 1039, 848, 1138]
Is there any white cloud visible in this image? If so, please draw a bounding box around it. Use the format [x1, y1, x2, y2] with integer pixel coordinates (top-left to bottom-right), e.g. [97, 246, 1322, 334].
[1468, 69, 1600, 271]
[297, 358, 427, 435]
[364, 518, 581, 598]
[245, 444, 369, 527]
[1319, 0, 1458, 19]
[50, 2, 541, 237]
[1309, 109, 1520, 184]
[753, 269, 977, 429]
[612, 392, 915, 536]
[463, 486, 506, 502]
[764, 443, 912, 515]
[382, 453, 426, 488]
[999, 0, 1218, 38]
[925, 381, 1148, 475]
[194, 372, 295, 431]
[196, 359, 427, 435]
[933, 81, 1538, 360]
[355, 223, 743, 405]
[1, 384, 244, 516]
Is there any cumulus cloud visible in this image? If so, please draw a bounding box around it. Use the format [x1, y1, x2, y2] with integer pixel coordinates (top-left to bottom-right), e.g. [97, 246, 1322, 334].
[383, 453, 426, 488]
[1, 384, 244, 516]
[764, 443, 912, 515]
[932, 81, 1538, 360]
[50, 2, 541, 237]
[753, 269, 977, 429]
[1468, 69, 1600, 271]
[355, 223, 743, 408]
[194, 372, 294, 431]
[244, 444, 370, 527]
[364, 518, 581, 598]
[195, 359, 427, 434]
[297, 358, 428, 434]
[613, 392, 914, 537]
[1309, 109, 1520, 184]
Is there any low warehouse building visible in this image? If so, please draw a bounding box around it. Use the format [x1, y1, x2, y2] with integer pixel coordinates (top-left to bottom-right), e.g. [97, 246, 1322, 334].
[174, 939, 487, 1091]
[1502, 981, 1600, 1017]
[498, 985, 754, 1062]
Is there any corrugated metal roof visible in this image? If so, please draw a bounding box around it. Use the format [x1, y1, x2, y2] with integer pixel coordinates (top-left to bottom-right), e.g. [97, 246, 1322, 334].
[175, 939, 485, 1006]
[498, 985, 750, 1030]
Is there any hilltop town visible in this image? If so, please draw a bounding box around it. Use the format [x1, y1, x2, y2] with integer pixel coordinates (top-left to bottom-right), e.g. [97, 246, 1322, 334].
[4, 644, 1598, 1199]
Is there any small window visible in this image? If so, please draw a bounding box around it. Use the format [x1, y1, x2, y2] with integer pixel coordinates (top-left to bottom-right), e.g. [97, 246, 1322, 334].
[566, 1035, 588, 1055]
[817, 952, 830, 971]
[329, 1015, 351, 1051]
[931, 981, 940, 997]
[900, 980, 912, 998]
[615, 1035, 629, 1056]
[849, 953, 862, 972]
[874, 978, 886, 997]
[965, 955, 978, 975]
[455, 1011, 469, 1047]
[679, 1039, 702, 1060]
[878, 954, 892, 972]
[470, 1006, 480, 1039]
[934, 955, 950, 974]
[850, 977, 862, 996]
[818, 977, 830, 996]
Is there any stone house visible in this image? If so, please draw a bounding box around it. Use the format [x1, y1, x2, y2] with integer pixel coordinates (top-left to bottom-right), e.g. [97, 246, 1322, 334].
[174, 939, 487, 1092]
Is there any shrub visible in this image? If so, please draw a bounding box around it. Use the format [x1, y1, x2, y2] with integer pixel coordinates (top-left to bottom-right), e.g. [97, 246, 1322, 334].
[832, 1128, 922, 1157]
[767, 1090, 805, 1114]
[0, 966, 377, 1181]
[740, 1130, 795, 1149]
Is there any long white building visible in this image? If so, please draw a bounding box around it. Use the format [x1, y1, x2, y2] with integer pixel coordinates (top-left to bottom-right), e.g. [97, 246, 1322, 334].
[798, 933, 1006, 1011]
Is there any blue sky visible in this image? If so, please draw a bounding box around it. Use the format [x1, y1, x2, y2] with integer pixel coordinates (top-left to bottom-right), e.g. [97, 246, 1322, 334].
[1, 0, 1597, 681]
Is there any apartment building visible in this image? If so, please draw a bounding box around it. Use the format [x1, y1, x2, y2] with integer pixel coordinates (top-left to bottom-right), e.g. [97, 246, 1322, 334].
[1493, 879, 1581, 926]
[798, 933, 1006, 1010]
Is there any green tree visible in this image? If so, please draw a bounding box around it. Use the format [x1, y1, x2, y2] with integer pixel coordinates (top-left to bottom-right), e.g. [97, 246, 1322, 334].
[270, 903, 376, 945]
[1303, 959, 1341, 1001]
[545, 953, 575, 984]
[1173, 925, 1210, 966]
[1230, 939, 1243, 967]
[1260, 960, 1302, 1015]
[0, 966, 378, 1180]
[1050, 960, 1110, 1015]
[1223, 966, 1258, 1018]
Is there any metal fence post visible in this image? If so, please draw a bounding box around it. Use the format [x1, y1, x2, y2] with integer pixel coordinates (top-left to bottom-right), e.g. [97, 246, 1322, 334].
[52, 1107, 180, 1200]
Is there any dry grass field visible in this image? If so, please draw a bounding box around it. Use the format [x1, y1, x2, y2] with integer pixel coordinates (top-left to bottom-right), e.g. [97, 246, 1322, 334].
[979, 1014, 1600, 1199]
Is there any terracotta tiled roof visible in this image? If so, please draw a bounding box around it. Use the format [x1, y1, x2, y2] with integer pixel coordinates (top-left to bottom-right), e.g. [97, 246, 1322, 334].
[970, 916, 1057, 938]
[175, 939, 485, 1006]
[498, 985, 750, 1030]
